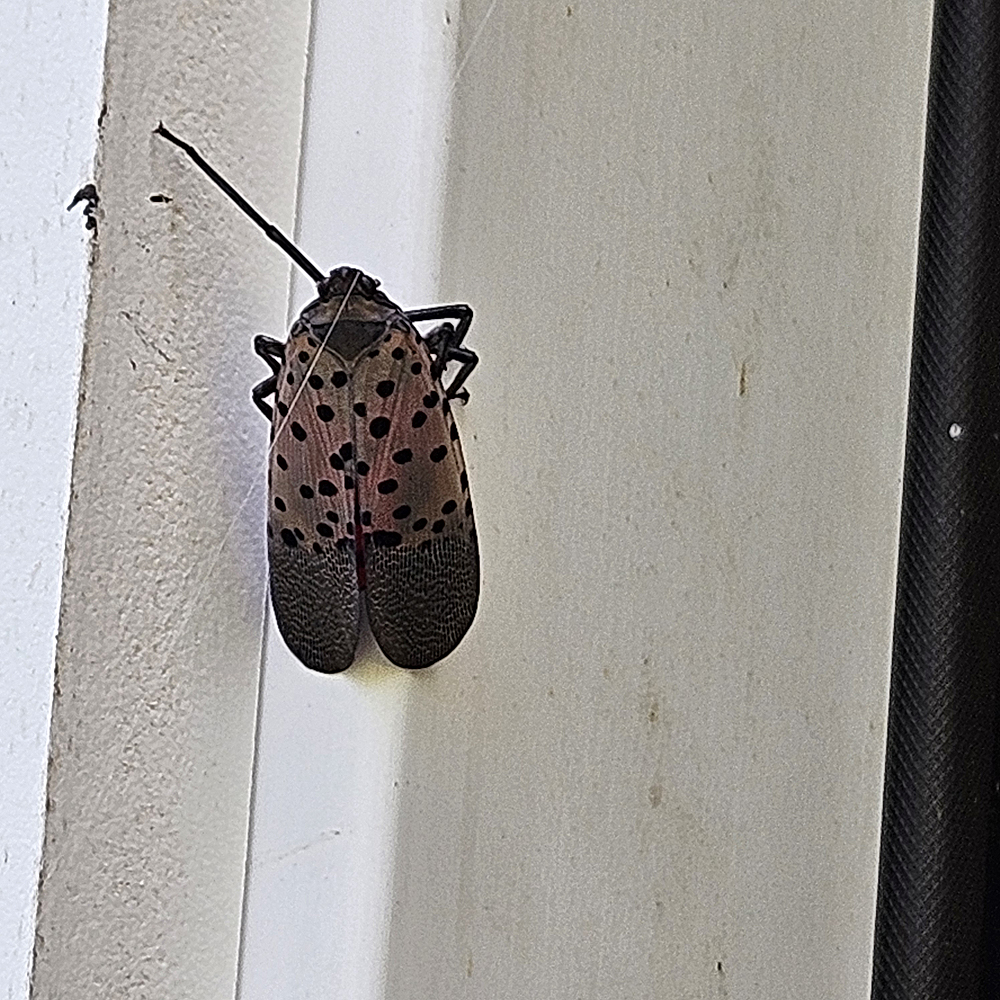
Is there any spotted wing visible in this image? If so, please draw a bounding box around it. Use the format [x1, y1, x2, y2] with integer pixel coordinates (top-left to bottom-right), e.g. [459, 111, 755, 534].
[353, 321, 479, 668]
[267, 331, 360, 672]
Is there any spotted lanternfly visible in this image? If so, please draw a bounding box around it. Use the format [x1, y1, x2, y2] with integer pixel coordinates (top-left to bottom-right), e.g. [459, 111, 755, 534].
[155, 124, 479, 672]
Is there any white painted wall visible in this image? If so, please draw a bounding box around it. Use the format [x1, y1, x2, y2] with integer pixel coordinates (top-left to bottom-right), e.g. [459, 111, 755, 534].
[380, 1, 932, 997]
[21, 0, 933, 997]
[0, 2, 107, 998]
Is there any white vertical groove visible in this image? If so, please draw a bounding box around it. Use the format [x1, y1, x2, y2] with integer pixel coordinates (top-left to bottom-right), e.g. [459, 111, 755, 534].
[0, 2, 107, 998]
[236, 2, 459, 998]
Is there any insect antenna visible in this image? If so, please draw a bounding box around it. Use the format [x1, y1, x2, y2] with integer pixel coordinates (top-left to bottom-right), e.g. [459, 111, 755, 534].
[154, 123, 326, 284]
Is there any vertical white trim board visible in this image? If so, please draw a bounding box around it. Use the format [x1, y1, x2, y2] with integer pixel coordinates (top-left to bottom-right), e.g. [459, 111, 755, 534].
[28, 2, 313, 997]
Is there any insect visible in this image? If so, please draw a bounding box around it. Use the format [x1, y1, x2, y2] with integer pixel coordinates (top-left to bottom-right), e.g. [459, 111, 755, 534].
[155, 124, 479, 672]
[68, 183, 99, 231]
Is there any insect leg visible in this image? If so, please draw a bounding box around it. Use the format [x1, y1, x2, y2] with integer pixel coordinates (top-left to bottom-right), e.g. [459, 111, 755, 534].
[254, 335, 285, 375]
[440, 346, 478, 403]
[252, 374, 278, 419]
[425, 328, 478, 400]
[406, 304, 473, 346]
[405, 305, 477, 399]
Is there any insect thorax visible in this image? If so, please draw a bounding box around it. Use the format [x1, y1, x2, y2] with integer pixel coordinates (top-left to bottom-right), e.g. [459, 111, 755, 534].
[294, 292, 407, 364]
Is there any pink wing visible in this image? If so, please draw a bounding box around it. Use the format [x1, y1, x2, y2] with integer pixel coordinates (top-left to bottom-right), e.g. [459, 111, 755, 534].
[267, 329, 360, 672]
[351, 320, 479, 668]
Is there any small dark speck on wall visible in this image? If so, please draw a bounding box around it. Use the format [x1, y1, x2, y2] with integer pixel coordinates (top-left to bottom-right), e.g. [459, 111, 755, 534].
[67, 184, 99, 231]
